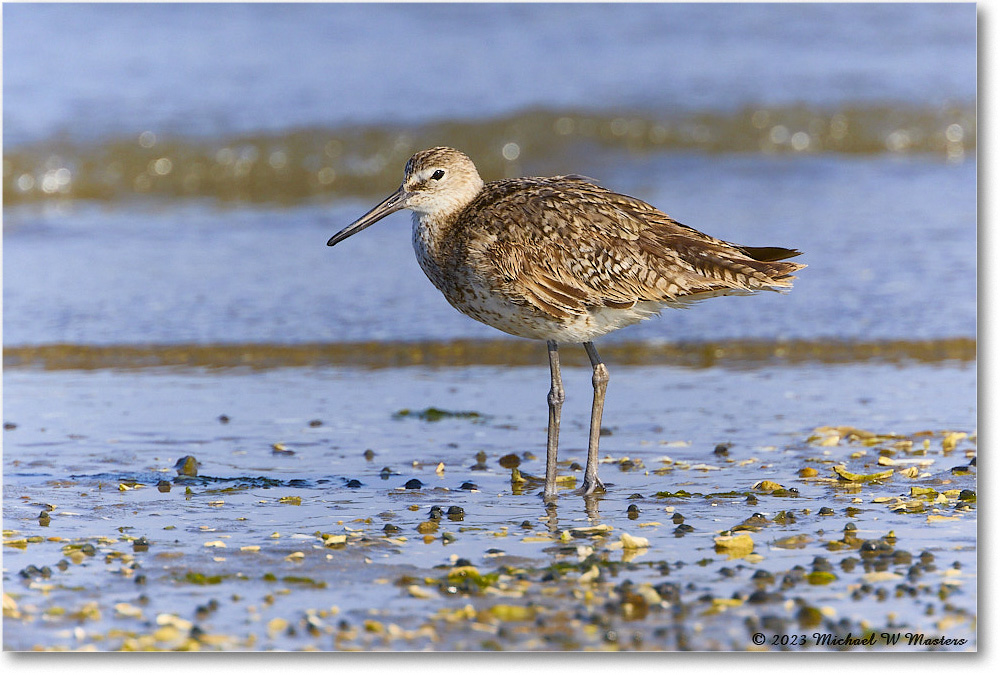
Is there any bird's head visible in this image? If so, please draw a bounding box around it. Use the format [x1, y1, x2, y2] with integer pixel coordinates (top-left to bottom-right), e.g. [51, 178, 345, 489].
[327, 147, 484, 247]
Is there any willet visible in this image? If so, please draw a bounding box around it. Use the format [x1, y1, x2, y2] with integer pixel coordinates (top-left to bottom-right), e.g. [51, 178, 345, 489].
[328, 147, 804, 503]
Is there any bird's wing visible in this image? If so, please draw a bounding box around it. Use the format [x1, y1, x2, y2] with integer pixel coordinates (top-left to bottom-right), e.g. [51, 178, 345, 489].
[475, 179, 802, 319]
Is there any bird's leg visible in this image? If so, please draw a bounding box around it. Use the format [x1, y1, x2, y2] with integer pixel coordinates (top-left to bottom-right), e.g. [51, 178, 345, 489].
[581, 342, 608, 495]
[544, 340, 565, 504]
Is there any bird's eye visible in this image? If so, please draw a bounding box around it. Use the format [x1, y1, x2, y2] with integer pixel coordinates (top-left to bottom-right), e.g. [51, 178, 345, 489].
[430, 169, 445, 181]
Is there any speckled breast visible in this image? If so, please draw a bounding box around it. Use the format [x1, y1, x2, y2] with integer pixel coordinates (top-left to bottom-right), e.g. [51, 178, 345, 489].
[411, 214, 657, 343]
[411, 215, 563, 340]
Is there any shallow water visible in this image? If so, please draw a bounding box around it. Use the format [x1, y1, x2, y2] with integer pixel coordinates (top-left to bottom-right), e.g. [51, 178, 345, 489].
[3, 359, 977, 650]
[2, 3, 975, 147]
[2, 153, 976, 346]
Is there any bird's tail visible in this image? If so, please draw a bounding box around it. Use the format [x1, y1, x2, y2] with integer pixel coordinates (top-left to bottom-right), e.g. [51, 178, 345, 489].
[738, 246, 805, 288]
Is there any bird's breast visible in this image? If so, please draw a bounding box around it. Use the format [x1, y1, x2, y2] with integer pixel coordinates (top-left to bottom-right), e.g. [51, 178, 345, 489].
[410, 212, 660, 342]
[411, 213, 451, 293]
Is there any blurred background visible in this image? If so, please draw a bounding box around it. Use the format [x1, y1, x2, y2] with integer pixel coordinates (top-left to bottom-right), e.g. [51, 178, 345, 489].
[3, 2, 976, 350]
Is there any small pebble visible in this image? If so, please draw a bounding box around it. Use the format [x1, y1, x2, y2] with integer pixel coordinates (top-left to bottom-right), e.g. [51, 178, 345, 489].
[174, 456, 199, 477]
[811, 556, 833, 572]
[893, 550, 913, 565]
[780, 570, 805, 589]
[748, 589, 782, 604]
[654, 582, 680, 603]
[859, 540, 893, 559]
[773, 510, 795, 524]
[403, 479, 423, 490]
[796, 605, 823, 628]
[498, 453, 520, 469]
[19, 565, 40, 579]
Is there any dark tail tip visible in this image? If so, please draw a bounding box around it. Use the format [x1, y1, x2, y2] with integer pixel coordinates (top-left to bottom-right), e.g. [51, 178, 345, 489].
[739, 246, 803, 262]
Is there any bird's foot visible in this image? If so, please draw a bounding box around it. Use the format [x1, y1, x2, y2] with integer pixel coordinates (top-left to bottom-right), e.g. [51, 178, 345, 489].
[577, 476, 606, 496]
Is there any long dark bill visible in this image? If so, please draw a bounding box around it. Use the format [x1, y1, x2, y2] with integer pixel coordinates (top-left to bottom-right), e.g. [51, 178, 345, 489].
[327, 186, 410, 247]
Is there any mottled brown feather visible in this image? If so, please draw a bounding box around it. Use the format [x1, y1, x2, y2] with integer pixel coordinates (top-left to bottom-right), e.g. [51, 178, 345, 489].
[438, 175, 803, 321]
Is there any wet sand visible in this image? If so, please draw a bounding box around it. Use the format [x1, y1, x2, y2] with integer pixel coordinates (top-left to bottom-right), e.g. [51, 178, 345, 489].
[3, 354, 976, 650]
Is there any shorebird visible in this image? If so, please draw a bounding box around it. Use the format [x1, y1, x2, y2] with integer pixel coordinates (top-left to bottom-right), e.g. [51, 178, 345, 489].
[328, 147, 803, 503]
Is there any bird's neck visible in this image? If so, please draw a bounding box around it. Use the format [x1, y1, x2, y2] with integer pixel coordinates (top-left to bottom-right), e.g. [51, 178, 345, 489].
[411, 179, 482, 249]
[412, 211, 454, 293]
[412, 210, 452, 261]
[411, 176, 484, 282]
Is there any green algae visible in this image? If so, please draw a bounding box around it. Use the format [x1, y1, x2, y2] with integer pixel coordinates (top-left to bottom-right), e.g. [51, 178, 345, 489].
[179, 572, 232, 585]
[393, 407, 485, 422]
[3, 337, 977, 371]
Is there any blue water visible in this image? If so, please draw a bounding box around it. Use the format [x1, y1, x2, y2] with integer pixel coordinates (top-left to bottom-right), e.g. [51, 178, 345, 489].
[1, 154, 977, 345]
[2, 3, 976, 146]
